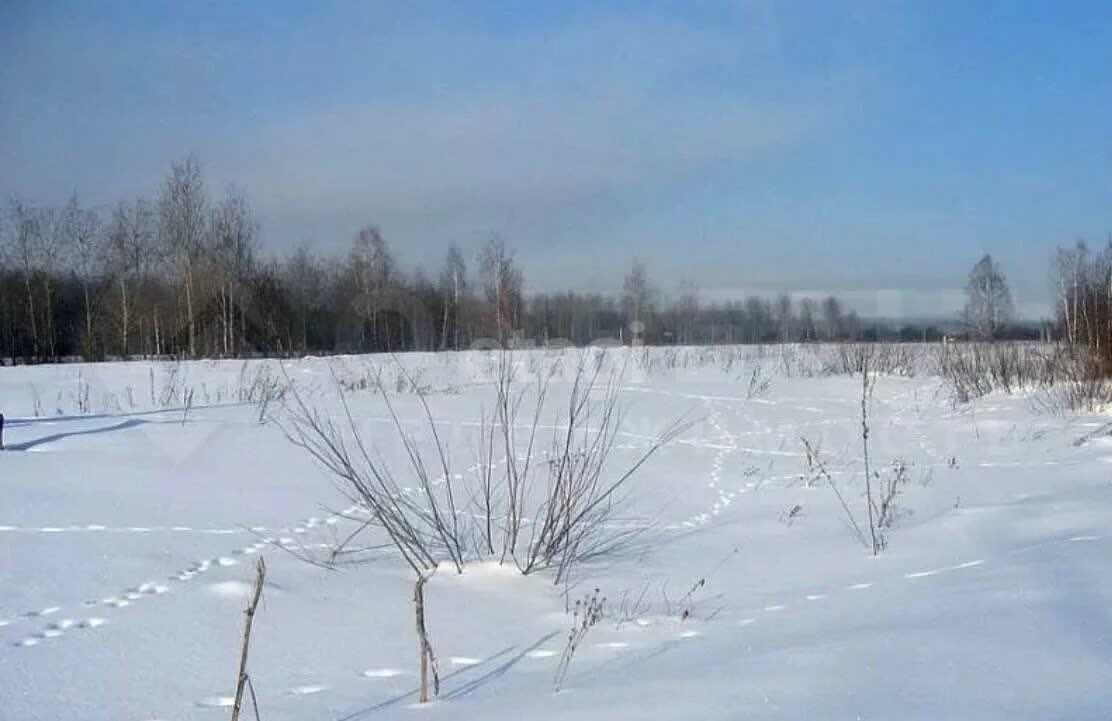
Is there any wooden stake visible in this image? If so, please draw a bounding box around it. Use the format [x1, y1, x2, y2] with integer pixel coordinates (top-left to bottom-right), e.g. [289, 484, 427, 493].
[231, 557, 265, 721]
[413, 574, 438, 703]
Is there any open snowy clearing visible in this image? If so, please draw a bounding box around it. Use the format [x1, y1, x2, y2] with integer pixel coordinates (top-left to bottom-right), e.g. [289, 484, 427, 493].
[2, 346, 1111, 720]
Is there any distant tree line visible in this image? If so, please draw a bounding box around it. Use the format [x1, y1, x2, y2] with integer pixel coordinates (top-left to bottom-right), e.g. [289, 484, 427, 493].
[0, 156, 1055, 364]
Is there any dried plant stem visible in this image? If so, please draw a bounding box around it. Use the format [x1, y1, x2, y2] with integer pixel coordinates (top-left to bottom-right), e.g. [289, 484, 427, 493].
[861, 367, 879, 555]
[414, 573, 439, 703]
[231, 557, 265, 721]
[801, 437, 868, 549]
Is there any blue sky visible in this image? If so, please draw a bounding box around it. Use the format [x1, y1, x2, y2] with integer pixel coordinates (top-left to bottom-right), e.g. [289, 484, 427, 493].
[3, 1, 1111, 317]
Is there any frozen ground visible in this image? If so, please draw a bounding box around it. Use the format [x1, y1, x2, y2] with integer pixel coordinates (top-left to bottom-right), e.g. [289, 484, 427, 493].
[1, 347, 1111, 720]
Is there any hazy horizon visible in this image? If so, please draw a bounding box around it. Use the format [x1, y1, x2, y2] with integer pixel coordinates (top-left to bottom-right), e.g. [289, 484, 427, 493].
[5, 2, 1112, 318]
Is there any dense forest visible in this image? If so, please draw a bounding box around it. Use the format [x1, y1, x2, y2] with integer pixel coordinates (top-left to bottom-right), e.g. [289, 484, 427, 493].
[0, 155, 1084, 364]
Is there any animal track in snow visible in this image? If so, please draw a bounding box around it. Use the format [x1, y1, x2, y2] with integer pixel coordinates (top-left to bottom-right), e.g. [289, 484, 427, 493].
[25, 606, 60, 618]
[905, 560, 984, 579]
[10, 614, 108, 648]
[0, 524, 249, 535]
[450, 656, 483, 666]
[195, 696, 235, 708]
[4, 505, 360, 650]
[362, 668, 406, 678]
[681, 402, 742, 528]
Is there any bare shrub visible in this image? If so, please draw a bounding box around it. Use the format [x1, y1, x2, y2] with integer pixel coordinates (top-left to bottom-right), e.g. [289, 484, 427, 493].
[282, 374, 466, 575]
[482, 350, 692, 583]
[935, 341, 1112, 411]
[934, 342, 1043, 402]
[1032, 350, 1112, 413]
[281, 371, 459, 703]
[280, 350, 688, 699]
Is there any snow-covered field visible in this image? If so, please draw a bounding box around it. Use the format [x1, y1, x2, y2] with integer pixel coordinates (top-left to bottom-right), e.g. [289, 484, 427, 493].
[2, 346, 1111, 720]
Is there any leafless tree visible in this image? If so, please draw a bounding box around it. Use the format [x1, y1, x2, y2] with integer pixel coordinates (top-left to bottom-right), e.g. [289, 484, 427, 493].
[62, 194, 104, 359]
[438, 245, 468, 350]
[350, 225, 396, 350]
[37, 205, 64, 359]
[108, 199, 156, 357]
[820, 296, 843, 341]
[675, 279, 700, 345]
[209, 187, 258, 356]
[282, 244, 326, 353]
[479, 236, 523, 344]
[159, 155, 207, 357]
[621, 259, 656, 329]
[963, 254, 1014, 340]
[6, 198, 44, 359]
[1054, 242, 1086, 347]
[1052, 240, 1112, 367]
[774, 293, 794, 343]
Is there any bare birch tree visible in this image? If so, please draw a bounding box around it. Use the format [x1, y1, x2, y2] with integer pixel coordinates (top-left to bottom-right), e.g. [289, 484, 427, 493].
[479, 237, 523, 345]
[62, 194, 104, 359]
[963, 254, 1014, 340]
[159, 155, 207, 357]
[209, 188, 258, 356]
[438, 245, 467, 350]
[622, 259, 656, 329]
